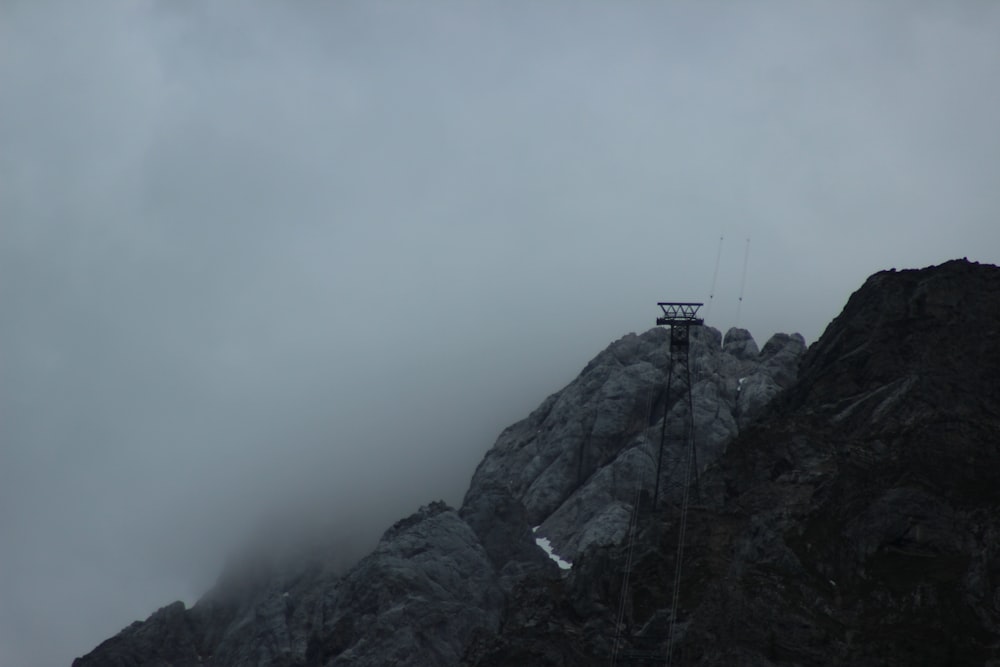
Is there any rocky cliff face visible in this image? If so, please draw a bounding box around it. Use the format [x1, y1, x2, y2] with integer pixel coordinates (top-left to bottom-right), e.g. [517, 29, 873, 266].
[466, 324, 805, 563]
[74, 502, 512, 667]
[74, 259, 1000, 666]
[684, 259, 1000, 666]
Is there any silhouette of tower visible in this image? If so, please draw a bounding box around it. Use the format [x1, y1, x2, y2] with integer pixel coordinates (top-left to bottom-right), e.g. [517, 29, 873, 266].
[611, 302, 705, 666]
[652, 302, 703, 509]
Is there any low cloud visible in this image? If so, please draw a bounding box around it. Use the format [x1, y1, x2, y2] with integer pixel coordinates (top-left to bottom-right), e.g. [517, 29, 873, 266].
[2, 2, 999, 665]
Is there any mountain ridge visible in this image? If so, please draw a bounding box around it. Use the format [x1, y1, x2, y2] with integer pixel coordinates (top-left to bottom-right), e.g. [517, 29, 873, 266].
[74, 259, 1000, 666]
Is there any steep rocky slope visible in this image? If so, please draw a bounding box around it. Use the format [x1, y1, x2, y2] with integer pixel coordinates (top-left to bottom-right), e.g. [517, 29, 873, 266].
[466, 324, 805, 563]
[74, 259, 1000, 666]
[684, 258, 1000, 666]
[469, 259, 1000, 666]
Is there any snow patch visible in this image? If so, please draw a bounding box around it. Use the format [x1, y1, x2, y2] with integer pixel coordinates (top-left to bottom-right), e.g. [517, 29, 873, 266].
[533, 531, 572, 570]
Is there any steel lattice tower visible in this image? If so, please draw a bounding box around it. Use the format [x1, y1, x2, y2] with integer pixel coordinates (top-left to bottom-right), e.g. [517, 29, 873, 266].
[610, 302, 704, 667]
[652, 303, 703, 512]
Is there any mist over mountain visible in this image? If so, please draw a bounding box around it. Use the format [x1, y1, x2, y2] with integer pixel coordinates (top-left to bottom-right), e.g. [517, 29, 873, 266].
[72, 259, 1000, 665]
[5, 4, 1000, 666]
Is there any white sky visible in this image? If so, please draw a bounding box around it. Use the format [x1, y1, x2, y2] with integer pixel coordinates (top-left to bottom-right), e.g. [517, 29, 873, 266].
[2, 2, 999, 665]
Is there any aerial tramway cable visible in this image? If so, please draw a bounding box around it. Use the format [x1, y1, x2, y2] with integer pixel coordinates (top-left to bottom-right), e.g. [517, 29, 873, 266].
[609, 388, 655, 667]
[610, 483, 644, 667]
[664, 349, 698, 667]
[663, 369, 695, 664]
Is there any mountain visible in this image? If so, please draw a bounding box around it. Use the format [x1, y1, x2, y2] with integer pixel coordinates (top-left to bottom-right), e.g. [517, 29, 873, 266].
[73, 259, 1000, 666]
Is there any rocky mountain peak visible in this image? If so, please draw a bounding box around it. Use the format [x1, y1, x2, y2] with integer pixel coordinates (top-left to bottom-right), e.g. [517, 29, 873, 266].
[74, 259, 1000, 666]
[722, 326, 759, 360]
[466, 323, 805, 562]
[794, 258, 1000, 415]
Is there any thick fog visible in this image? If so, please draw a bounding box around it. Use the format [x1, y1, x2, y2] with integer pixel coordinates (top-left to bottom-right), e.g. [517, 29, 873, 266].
[2, 2, 999, 665]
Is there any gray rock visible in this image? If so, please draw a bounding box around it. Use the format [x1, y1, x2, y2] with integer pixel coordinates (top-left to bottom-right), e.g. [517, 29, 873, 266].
[760, 332, 807, 389]
[467, 323, 806, 561]
[74, 320, 806, 667]
[459, 482, 555, 586]
[72, 601, 201, 667]
[323, 502, 503, 667]
[723, 327, 760, 360]
[469, 330, 670, 529]
[536, 442, 655, 557]
[75, 503, 503, 667]
[75, 259, 1000, 667]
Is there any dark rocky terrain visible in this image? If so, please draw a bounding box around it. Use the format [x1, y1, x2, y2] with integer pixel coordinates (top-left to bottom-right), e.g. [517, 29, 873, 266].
[74, 259, 1000, 666]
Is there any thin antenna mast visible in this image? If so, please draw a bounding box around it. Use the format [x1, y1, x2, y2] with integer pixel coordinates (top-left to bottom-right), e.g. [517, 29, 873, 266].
[705, 235, 724, 322]
[735, 237, 750, 327]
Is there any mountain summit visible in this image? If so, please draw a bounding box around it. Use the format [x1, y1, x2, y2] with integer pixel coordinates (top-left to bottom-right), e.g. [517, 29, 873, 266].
[74, 259, 1000, 666]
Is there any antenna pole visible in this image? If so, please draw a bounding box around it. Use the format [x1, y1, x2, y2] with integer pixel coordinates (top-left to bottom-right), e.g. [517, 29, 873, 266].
[705, 235, 724, 322]
[735, 238, 750, 327]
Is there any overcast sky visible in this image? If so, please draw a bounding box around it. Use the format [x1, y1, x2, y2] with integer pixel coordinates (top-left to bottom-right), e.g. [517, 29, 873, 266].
[2, 1, 999, 665]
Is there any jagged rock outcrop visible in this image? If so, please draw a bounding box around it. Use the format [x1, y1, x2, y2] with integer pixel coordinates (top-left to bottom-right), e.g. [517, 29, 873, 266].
[75, 321, 801, 667]
[75, 503, 506, 667]
[467, 324, 804, 561]
[76, 259, 1000, 667]
[464, 259, 1000, 666]
[681, 259, 1000, 665]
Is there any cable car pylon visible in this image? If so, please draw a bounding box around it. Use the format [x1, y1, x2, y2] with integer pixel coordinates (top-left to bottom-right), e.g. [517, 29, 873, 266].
[652, 302, 703, 509]
[611, 302, 703, 666]
[656, 302, 703, 666]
